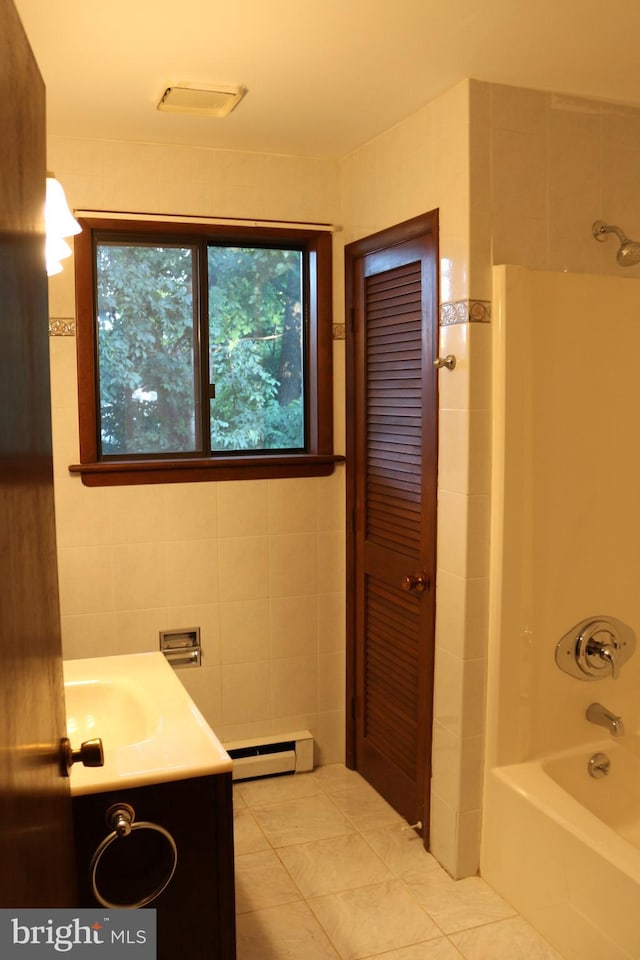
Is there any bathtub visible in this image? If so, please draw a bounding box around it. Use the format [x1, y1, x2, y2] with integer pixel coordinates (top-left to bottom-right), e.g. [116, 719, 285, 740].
[482, 740, 640, 960]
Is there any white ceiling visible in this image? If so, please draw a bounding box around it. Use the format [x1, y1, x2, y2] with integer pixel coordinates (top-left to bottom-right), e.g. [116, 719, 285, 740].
[14, 0, 640, 159]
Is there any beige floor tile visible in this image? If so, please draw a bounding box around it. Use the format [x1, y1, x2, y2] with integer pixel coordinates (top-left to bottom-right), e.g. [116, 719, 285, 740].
[233, 805, 271, 855]
[449, 916, 564, 959]
[235, 849, 304, 914]
[252, 793, 355, 848]
[362, 824, 441, 877]
[236, 771, 323, 807]
[403, 871, 516, 934]
[308, 879, 442, 960]
[329, 781, 405, 832]
[370, 940, 465, 960]
[233, 786, 247, 808]
[277, 832, 392, 898]
[236, 900, 340, 960]
[311, 764, 367, 791]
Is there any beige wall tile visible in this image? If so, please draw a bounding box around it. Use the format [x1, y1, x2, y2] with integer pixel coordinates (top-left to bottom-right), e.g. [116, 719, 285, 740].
[112, 541, 167, 611]
[269, 532, 318, 597]
[315, 709, 346, 765]
[431, 721, 461, 808]
[271, 595, 318, 659]
[316, 471, 345, 533]
[109, 485, 166, 544]
[491, 84, 549, 135]
[492, 129, 547, 221]
[318, 652, 345, 712]
[268, 478, 318, 534]
[221, 660, 271, 727]
[178, 664, 223, 732]
[48, 335, 79, 409]
[548, 93, 601, 141]
[271, 655, 318, 718]
[60, 612, 116, 660]
[58, 544, 114, 616]
[219, 598, 270, 664]
[218, 536, 270, 601]
[113, 607, 168, 655]
[437, 323, 470, 412]
[317, 592, 345, 654]
[54, 480, 113, 547]
[428, 793, 458, 878]
[165, 538, 218, 606]
[318, 530, 345, 595]
[217, 481, 268, 538]
[164, 483, 217, 541]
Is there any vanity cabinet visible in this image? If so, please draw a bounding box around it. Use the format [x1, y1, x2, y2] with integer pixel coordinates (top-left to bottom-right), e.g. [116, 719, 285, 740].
[72, 772, 236, 960]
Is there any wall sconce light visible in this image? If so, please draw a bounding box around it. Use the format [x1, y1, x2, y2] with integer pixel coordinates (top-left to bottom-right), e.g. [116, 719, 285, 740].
[45, 173, 81, 277]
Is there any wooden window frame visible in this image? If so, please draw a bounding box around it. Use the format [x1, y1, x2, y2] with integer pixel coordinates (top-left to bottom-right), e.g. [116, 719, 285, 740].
[71, 217, 340, 486]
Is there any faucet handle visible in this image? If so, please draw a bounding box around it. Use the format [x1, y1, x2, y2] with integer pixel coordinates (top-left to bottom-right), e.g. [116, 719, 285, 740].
[586, 637, 619, 679]
[556, 616, 636, 681]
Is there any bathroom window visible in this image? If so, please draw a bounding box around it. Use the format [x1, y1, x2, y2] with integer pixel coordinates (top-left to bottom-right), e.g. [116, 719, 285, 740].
[72, 217, 336, 485]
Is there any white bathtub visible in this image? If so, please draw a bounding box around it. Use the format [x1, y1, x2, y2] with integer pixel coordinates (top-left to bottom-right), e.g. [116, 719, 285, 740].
[482, 740, 640, 960]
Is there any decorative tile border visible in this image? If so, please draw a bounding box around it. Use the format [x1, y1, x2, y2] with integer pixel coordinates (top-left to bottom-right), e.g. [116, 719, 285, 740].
[49, 317, 76, 336]
[440, 300, 491, 326]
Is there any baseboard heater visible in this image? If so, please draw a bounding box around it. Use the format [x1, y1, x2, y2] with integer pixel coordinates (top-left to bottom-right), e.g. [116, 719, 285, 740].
[225, 730, 314, 781]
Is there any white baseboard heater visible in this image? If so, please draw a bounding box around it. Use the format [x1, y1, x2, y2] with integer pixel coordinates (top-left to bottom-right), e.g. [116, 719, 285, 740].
[224, 729, 314, 782]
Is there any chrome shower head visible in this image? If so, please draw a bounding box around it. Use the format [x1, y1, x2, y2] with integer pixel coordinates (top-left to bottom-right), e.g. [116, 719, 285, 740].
[592, 220, 640, 267]
[617, 240, 640, 267]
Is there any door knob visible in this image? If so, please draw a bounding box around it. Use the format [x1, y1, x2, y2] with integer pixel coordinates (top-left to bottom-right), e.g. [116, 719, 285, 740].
[401, 574, 429, 593]
[60, 736, 104, 777]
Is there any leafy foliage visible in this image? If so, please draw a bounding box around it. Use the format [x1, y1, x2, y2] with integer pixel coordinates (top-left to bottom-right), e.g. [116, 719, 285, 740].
[95, 241, 304, 456]
[96, 243, 197, 455]
[208, 246, 303, 451]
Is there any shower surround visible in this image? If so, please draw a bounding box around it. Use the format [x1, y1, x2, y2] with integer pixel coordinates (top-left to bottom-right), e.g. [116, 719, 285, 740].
[483, 265, 640, 959]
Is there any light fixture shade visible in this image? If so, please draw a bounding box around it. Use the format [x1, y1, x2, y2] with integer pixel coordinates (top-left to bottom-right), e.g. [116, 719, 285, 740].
[45, 176, 81, 239]
[47, 258, 63, 277]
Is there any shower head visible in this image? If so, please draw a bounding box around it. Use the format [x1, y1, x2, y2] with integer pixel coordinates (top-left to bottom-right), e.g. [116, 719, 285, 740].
[592, 220, 640, 267]
[617, 239, 640, 267]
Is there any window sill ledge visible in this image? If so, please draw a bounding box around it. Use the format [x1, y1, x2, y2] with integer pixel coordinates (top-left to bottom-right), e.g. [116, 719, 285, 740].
[68, 454, 345, 486]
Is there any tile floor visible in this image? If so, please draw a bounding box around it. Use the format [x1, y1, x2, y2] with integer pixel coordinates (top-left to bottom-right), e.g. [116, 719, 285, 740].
[233, 764, 564, 960]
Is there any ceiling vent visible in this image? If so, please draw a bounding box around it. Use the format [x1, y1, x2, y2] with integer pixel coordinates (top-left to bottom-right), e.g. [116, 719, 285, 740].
[157, 83, 247, 118]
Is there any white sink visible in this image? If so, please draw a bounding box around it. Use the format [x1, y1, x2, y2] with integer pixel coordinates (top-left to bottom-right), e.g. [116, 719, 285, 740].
[65, 677, 157, 745]
[63, 652, 232, 795]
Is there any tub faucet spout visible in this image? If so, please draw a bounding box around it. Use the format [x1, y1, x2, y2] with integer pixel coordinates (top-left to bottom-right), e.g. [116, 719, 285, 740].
[586, 702, 625, 737]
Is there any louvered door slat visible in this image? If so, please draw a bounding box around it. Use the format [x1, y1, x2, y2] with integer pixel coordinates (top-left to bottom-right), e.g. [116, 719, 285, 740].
[364, 573, 420, 778]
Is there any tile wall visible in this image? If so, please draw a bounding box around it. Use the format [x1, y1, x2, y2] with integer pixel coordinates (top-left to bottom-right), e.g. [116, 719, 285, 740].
[47, 136, 346, 765]
[339, 80, 490, 879]
[470, 80, 640, 282]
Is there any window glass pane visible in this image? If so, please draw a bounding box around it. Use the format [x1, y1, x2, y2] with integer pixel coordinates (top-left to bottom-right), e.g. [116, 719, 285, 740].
[208, 245, 305, 452]
[95, 242, 199, 456]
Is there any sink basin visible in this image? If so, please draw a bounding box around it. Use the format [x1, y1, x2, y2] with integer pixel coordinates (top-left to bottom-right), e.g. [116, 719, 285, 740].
[65, 678, 157, 746]
[63, 652, 232, 795]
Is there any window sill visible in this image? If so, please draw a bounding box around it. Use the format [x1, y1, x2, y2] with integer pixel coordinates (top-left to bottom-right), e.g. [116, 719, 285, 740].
[68, 453, 345, 486]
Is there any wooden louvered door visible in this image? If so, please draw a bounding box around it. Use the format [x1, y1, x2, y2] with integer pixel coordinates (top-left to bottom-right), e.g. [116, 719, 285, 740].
[346, 213, 438, 836]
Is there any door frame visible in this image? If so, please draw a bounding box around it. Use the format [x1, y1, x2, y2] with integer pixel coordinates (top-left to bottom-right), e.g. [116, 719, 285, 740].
[344, 211, 439, 824]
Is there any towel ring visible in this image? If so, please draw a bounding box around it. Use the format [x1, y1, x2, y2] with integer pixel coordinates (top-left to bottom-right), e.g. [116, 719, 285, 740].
[89, 804, 178, 908]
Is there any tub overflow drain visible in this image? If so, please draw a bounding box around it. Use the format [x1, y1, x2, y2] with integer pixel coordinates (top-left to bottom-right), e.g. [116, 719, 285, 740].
[588, 752, 610, 778]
